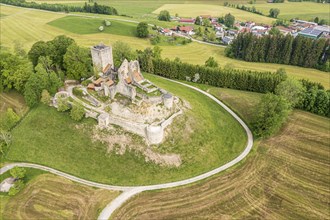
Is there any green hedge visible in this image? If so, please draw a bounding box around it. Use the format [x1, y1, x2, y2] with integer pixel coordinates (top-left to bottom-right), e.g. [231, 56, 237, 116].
[151, 59, 286, 93]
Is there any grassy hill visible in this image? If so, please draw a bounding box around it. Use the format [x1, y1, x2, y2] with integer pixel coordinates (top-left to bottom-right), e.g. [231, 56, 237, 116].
[113, 89, 330, 220]
[5, 74, 247, 185]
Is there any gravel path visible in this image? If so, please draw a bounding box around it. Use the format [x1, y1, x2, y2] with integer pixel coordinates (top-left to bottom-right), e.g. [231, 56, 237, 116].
[0, 78, 253, 219]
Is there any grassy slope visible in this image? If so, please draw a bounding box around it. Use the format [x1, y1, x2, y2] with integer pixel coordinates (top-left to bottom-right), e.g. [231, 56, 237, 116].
[113, 89, 330, 220]
[2, 174, 119, 219]
[153, 4, 275, 24]
[5, 74, 246, 185]
[243, 2, 329, 21]
[0, 5, 328, 88]
[48, 16, 138, 36]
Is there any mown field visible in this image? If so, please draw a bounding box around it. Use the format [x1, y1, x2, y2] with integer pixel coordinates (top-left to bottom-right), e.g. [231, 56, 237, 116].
[48, 16, 138, 36]
[5, 74, 247, 185]
[113, 88, 330, 220]
[1, 173, 119, 219]
[153, 4, 275, 24]
[1, 5, 328, 88]
[242, 2, 329, 22]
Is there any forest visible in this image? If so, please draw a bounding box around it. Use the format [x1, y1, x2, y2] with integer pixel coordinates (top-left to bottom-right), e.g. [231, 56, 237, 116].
[226, 33, 330, 71]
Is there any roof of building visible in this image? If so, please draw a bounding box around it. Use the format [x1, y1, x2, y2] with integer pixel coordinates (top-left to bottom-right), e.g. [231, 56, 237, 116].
[163, 28, 172, 33]
[103, 63, 111, 73]
[314, 25, 330, 33]
[133, 71, 143, 82]
[277, 26, 291, 32]
[93, 43, 109, 50]
[163, 93, 173, 99]
[299, 27, 323, 38]
[87, 83, 95, 89]
[105, 79, 114, 87]
[125, 77, 132, 84]
[179, 26, 194, 32]
[179, 18, 195, 23]
[94, 78, 104, 85]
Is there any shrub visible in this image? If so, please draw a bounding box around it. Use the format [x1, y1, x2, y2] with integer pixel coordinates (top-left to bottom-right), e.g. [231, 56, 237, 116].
[158, 10, 171, 21]
[70, 104, 85, 121]
[57, 97, 70, 112]
[136, 22, 149, 38]
[275, 78, 305, 107]
[40, 89, 51, 105]
[104, 20, 111, 26]
[8, 180, 24, 196]
[0, 108, 20, 131]
[99, 25, 104, 32]
[10, 167, 26, 179]
[253, 93, 290, 138]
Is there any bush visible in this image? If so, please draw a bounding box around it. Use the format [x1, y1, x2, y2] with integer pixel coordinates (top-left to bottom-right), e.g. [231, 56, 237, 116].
[158, 10, 171, 21]
[275, 78, 305, 107]
[104, 20, 111, 26]
[57, 97, 70, 112]
[10, 167, 26, 179]
[99, 25, 104, 32]
[0, 108, 20, 131]
[8, 180, 24, 196]
[253, 93, 290, 138]
[136, 22, 149, 38]
[70, 104, 85, 121]
[40, 89, 51, 105]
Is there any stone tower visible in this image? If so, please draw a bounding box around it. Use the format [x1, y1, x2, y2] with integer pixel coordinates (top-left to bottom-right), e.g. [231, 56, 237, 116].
[91, 43, 114, 73]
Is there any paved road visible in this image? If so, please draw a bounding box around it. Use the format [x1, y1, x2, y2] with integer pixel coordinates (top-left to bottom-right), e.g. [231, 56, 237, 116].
[0, 78, 253, 219]
[1, 3, 226, 48]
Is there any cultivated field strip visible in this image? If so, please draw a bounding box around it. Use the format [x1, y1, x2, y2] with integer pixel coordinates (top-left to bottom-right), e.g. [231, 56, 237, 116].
[113, 111, 330, 219]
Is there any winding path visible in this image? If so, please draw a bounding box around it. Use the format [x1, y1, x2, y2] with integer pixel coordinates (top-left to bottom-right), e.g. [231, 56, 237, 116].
[0, 78, 253, 220]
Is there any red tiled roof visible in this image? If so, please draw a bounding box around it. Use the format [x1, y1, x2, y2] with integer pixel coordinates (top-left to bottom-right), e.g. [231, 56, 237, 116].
[179, 19, 195, 23]
[179, 26, 194, 32]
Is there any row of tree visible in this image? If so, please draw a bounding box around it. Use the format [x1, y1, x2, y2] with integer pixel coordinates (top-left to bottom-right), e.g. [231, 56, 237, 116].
[224, 3, 264, 16]
[0, 0, 118, 15]
[226, 33, 330, 71]
[139, 56, 287, 93]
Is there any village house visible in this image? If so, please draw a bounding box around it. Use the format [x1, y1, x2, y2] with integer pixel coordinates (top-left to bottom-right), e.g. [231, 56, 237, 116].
[160, 28, 173, 36]
[222, 36, 234, 45]
[178, 26, 195, 35]
[277, 26, 293, 35]
[298, 25, 329, 39]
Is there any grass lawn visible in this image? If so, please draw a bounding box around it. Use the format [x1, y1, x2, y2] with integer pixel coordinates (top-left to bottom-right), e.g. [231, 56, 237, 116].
[5, 74, 247, 185]
[1, 5, 328, 89]
[242, 2, 330, 22]
[114, 92, 330, 219]
[1, 173, 119, 219]
[0, 91, 28, 117]
[48, 16, 138, 36]
[153, 4, 275, 24]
